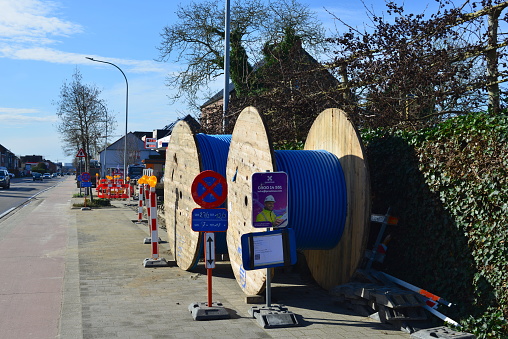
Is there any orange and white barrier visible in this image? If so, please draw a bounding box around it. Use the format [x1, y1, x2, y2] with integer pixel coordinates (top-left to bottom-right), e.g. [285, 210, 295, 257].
[137, 184, 144, 222]
[149, 187, 159, 259]
[143, 176, 168, 267]
[96, 176, 129, 199]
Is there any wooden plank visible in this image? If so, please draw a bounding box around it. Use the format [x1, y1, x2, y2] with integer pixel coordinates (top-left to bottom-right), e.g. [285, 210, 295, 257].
[303, 108, 371, 290]
[163, 121, 202, 270]
[226, 106, 275, 295]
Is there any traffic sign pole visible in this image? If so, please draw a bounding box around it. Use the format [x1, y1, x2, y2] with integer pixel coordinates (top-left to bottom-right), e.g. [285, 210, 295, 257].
[205, 232, 215, 307]
[189, 171, 230, 321]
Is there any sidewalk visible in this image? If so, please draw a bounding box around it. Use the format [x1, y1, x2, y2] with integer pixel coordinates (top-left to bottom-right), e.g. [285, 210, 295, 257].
[54, 178, 410, 338]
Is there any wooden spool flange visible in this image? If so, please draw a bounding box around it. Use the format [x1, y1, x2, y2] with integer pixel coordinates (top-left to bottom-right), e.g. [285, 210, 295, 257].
[163, 121, 203, 270]
[303, 108, 370, 290]
[226, 106, 275, 295]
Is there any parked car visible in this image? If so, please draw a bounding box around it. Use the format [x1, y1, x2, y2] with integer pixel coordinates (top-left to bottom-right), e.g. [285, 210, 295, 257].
[0, 169, 11, 189]
[52, 173, 58, 178]
[33, 173, 43, 181]
[43, 173, 51, 179]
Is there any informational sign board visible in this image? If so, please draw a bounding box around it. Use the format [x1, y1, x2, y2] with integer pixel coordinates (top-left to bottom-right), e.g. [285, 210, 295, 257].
[191, 208, 228, 232]
[191, 170, 227, 208]
[144, 137, 157, 149]
[252, 172, 288, 228]
[241, 228, 297, 270]
[81, 172, 91, 182]
[80, 181, 92, 188]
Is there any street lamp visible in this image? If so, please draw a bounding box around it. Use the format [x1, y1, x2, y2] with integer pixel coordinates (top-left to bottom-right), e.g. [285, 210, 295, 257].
[86, 57, 129, 179]
[97, 104, 109, 178]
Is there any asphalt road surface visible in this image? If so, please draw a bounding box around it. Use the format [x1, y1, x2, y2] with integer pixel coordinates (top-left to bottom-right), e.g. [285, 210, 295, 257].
[0, 175, 69, 218]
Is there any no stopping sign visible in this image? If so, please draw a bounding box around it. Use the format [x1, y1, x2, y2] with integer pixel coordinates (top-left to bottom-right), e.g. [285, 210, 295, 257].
[191, 170, 227, 208]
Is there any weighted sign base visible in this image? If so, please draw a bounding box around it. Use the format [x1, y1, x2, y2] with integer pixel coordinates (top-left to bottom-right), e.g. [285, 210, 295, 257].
[188, 302, 230, 321]
[249, 305, 299, 328]
[143, 258, 169, 267]
[143, 237, 162, 244]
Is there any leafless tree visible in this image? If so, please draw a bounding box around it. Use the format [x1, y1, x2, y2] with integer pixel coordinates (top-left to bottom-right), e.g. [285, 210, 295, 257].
[55, 68, 116, 172]
[157, 0, 324, 108]
[326, 0, 508, 128]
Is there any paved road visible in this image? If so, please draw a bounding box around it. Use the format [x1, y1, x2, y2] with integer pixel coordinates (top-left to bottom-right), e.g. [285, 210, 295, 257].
[0, 176, 68, 218]
[0, 177, 411, 338]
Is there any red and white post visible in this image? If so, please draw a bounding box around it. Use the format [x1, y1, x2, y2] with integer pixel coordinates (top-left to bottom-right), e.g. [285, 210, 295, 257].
[143, 184, 152, 243]
[143, 186, 168, 267]
[149, 187, 159, 259]
[137, 184, 144, 222]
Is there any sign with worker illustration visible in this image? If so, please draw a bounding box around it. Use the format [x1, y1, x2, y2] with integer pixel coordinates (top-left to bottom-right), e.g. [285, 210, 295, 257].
[252, 172, 288, 228]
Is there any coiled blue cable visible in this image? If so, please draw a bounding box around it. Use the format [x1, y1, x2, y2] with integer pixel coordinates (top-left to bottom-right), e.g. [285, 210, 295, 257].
[194, 134, 232, 255]
[274, 150, 347, 250]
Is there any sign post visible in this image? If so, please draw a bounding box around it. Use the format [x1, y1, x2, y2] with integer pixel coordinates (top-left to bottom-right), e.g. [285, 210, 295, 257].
[243, 171, 298, 328]
[80, 172, 91, 210]
[76, 148, 86, 196]
[188, 170, 230, 321]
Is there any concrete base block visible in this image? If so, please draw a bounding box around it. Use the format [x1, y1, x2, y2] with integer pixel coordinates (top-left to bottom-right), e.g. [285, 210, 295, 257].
[143, 257, 169, 267]
[188, 302, 230, 320]
[249, 305, 299, 328]
[411, 326, 476, 339]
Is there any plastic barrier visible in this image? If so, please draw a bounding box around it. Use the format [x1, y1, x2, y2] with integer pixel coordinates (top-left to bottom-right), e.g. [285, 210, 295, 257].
[95, 176, 130, 199]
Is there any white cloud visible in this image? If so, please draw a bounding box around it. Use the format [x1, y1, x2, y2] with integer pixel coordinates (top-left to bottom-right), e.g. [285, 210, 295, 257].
[0, 0, 83, 44]
[0, 0, 178, 76]
[0, 107, 57, 124]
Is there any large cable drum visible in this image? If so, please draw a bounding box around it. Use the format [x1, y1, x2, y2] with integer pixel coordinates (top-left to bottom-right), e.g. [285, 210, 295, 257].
[226, 106, 370, 294]
[163, 120, 231, 270]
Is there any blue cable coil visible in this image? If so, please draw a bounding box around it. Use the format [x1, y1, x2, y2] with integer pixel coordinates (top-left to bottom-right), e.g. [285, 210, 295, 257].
[274, 150, 347, 250]
[194, 134, 232, 255]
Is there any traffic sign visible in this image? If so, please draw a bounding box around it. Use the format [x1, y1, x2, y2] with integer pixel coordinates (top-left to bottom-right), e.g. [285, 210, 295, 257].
[80, 181, 92, 188]
[144, 137, 157, 149]
[76, 148, 87, 158]
[191, 170, 227, 208]
[191, 208, 228, 232]
[205, 233, 215, 269]
[81, 172, 91, 182]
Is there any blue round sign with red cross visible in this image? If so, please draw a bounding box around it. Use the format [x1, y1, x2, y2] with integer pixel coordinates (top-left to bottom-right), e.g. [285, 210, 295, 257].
[191, 170, 227, 208]
[81, 172, 91, 182]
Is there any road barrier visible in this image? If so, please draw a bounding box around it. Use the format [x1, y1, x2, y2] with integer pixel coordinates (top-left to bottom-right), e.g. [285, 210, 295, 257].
[96, 176, 129, 199]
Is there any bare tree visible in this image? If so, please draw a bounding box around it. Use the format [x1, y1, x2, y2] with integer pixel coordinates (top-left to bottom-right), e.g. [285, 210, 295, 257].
[325, 0, 508, 128]
[157, 0, 325, 108]
[55, 68, 116, 172]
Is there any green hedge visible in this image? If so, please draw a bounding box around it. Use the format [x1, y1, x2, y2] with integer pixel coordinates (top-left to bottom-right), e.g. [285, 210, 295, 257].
[361, 112, 508, 338]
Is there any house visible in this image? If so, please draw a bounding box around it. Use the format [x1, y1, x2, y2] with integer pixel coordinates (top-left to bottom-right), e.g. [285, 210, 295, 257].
[98, 115, 200, 180]
[0, 144, 21, 175]
[98, 132, 159, 177]
[199, 37, 341, 137]
[142, 115, 201, 180]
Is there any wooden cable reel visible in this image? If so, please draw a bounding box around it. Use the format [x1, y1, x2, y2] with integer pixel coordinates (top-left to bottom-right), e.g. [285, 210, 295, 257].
[226, 106, 370, 294]
[163, 121, 204, 270]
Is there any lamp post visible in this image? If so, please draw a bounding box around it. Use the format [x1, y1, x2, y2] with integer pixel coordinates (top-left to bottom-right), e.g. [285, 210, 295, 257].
[96, 101, 109, 177]
[223, 0, 231, 133]
[86, 57, 129, 179]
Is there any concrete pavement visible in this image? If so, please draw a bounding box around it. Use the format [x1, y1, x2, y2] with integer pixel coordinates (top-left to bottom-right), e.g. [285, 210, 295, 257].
[0, 177, 410, 338]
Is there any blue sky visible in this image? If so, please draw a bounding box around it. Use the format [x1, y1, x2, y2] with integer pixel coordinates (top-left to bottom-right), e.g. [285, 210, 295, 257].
[0, 0, 442, 165]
